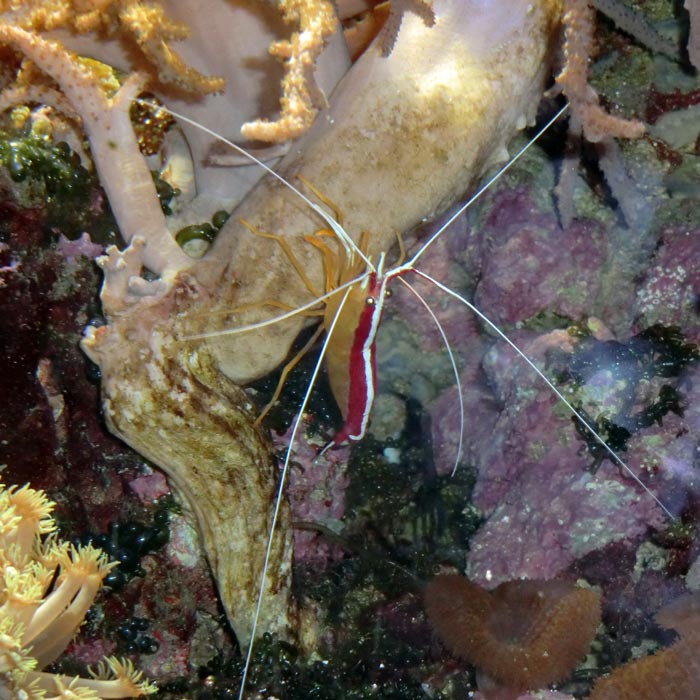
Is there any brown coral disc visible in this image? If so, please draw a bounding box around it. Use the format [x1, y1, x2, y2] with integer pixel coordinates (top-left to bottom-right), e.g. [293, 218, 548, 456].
[424, 574, 601, 691]
[589, 593, 700, 700]
[588, 638, 699, 700]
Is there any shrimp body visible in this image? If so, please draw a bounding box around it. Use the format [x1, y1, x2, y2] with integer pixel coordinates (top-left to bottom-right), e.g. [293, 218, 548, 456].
[283, 178, 403, 448]
[324, 269, 394, 446]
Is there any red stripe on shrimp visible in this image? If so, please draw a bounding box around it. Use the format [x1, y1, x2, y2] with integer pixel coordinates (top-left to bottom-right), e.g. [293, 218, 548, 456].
[327, 272, 392, 447]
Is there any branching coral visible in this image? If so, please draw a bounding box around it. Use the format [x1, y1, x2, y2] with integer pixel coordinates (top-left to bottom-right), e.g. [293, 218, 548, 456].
[0, 24, 191, 277]
[239, 0, 338, 142]
[375, 0, 435, 56]
[0, 0, 349, 223]
[556, 0, 645, 143]
[0, 480, 155, 699]
[1, 0, 223, 93]
[554, 0, 652, 226]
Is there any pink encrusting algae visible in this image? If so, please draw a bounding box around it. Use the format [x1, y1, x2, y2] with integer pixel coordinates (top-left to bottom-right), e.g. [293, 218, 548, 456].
[420, 176, 681, 584]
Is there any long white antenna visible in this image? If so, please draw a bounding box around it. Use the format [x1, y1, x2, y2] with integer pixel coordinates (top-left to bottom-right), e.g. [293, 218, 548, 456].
[411, 268, 675, 521]
[410, 103, 569, 267]
[397, 277, 465, 475]
[134, 99, 374, 270]
[237, 286, 353, 700]
[182, 270, 370, 341]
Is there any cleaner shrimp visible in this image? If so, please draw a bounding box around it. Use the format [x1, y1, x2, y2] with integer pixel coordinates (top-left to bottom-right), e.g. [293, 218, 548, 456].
[150, 94, 700, 699]
[137, 40, 699, 693]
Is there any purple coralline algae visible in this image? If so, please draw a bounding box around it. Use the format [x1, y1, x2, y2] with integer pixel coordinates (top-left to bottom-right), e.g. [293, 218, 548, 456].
[425, 149, 698, 586]
[473, 188, 608, 325]
[464, 329, 667, 585]
[274, 424, 350, 567]
[636, 226, 700, 338]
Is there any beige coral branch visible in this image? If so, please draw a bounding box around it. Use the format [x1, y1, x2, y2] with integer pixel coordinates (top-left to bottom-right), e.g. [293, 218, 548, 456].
[378, 0, 434, 56]
[556, 0, 645, 142]
[241, 0, 338, 142]
[5, 0, 224, 94]
[118, 1, 224, 93]
[0, 25, 192, 278]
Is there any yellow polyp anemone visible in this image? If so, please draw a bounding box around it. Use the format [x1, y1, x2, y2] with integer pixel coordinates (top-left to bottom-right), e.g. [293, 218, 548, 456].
[0, 481, 156, 700]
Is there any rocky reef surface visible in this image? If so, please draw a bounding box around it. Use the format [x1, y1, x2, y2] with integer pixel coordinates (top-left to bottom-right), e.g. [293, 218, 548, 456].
[2, 1, 700, 699]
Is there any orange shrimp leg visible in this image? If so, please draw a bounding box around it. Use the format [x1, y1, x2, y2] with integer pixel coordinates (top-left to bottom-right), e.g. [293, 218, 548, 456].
[255, 324, 324, 425]
[239, 217, 326, 422]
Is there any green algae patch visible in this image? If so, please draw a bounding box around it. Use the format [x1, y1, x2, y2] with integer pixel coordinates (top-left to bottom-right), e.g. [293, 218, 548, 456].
[0, 130, 116, 240]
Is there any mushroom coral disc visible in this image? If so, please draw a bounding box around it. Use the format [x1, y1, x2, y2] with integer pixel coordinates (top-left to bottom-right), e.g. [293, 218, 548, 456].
[588, 592, 700, 700]
[424, 574, 601, 691]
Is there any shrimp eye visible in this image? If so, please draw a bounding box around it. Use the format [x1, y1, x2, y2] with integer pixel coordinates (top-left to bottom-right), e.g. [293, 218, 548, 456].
[385, 288, 392, 298]
[366, 296, 376, 306]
